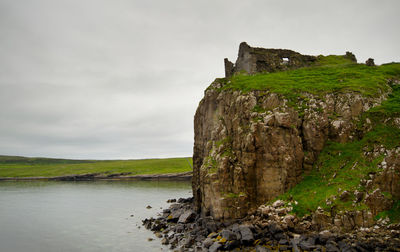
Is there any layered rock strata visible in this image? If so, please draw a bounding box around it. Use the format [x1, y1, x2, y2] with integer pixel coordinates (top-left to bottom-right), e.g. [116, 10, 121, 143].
[193, 82, 388, 219]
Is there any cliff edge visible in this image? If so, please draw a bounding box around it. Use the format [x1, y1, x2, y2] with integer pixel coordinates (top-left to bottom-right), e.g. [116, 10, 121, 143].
[193, 43, 400, 227]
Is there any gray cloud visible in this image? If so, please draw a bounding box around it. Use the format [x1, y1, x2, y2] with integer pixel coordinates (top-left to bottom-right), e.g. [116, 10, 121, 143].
[0, 0, 399, 159]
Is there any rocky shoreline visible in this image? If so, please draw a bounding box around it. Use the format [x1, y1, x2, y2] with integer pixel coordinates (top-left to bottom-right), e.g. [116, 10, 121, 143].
[0, 172, 192, 181]
[143, 197, 400, 252]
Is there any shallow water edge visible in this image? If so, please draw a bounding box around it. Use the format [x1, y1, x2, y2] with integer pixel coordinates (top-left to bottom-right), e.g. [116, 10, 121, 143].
[0, 180, 192, 252]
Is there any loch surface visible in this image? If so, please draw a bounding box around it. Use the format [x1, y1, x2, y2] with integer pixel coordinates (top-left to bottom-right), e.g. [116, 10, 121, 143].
[0, 180, 192, 252]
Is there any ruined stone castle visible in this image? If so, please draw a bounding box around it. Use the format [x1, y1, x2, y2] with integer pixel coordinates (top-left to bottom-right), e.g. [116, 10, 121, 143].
[224, 42, 317, 78]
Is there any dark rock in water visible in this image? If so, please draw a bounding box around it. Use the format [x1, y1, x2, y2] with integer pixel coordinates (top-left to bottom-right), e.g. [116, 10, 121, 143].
[221, 229, 237, 241]
[143, 218, 165, 232]
[151, 222, 166, 232]
[178, 210, 196, 224]
[239, 225, 254, 244]
[209, 242, 222, 252]
[161, 238, 169, 245]
[167, 199, 176, 203]
[142, 218, 153, 229]
[146, 205, 152, 209]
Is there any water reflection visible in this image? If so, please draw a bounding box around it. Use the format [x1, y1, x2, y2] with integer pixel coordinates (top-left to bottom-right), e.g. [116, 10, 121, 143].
[0, 180, 191, 252]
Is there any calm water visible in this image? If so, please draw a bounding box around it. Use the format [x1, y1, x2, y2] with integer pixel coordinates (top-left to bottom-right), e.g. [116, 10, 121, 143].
[0, 180, 192, 252]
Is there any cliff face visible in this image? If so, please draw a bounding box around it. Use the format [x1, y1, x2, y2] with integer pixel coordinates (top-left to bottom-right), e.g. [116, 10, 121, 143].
[193, 85, 387, 219]
[192, 43, 400, 221]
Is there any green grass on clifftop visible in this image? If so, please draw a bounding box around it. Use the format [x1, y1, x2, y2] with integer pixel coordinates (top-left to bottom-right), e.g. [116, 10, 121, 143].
[0, 156, 193, 178]
[220, 56, 400, 99]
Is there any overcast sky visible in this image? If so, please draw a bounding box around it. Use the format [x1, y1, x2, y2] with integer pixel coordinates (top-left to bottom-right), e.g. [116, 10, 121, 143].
[0, 0, 399, 159]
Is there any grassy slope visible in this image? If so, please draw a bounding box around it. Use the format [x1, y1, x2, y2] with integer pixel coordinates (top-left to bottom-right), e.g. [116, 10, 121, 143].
[278, 89, 400, 221]
[279, 125, 400, 218]
[219, 55, 400, 221]
[0, 156, 193, 177]
[266, 61, 400, 221]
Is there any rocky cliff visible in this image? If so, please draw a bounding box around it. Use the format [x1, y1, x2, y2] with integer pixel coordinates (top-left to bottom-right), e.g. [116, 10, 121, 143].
[193, 43, 400, 222]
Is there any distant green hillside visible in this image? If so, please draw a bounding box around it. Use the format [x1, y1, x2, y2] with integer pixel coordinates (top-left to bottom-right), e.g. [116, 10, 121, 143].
[0, 155, 95, 165]
[0, 156, 193, 178]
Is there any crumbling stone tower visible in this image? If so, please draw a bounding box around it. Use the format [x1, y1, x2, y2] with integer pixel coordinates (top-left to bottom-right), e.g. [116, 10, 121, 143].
[224, 42, 317, 77]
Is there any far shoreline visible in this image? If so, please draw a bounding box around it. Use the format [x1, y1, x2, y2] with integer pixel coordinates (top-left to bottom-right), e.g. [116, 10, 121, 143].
[0, 171, 192, 182]
[0, 155, 193, 179]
